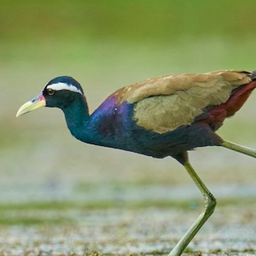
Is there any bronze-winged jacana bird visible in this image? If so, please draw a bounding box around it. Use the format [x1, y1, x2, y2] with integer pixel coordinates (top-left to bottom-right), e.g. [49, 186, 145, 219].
[17, 70, 256, 256]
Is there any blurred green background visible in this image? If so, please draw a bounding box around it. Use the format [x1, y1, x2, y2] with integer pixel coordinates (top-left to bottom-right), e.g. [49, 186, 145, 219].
[1, 0, 256, 226]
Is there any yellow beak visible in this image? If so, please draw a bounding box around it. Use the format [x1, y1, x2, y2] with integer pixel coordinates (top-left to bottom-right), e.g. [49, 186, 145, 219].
[16, 94, 46, 117]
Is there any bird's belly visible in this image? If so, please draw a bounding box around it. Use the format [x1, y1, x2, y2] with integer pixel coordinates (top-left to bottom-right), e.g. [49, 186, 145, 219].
[92, 122, 222, 159]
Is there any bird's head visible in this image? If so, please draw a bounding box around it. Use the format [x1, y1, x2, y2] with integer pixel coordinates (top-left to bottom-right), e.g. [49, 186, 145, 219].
[16, 76, 84, 117]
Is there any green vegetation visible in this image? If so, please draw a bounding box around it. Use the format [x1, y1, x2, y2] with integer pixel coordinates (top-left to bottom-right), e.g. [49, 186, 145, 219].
[1, 0, 256, 70]
[0, 197, 254, 226]
[0, 197, 255, 212]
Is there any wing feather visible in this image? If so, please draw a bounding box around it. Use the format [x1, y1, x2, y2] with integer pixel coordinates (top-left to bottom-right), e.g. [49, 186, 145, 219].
[116, 70, 251, 134]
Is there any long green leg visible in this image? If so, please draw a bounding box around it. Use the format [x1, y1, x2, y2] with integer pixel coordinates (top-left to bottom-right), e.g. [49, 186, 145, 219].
[221, 140, 256, 158]
[169, 140, 256, 255]
[169, 162, 216, 256]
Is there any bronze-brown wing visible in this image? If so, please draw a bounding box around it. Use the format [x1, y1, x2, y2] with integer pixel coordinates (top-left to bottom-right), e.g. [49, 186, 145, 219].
[117, 70, 251, 134]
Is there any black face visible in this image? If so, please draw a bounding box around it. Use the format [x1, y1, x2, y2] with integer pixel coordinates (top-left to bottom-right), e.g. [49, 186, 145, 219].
[42, 76, 84, 109]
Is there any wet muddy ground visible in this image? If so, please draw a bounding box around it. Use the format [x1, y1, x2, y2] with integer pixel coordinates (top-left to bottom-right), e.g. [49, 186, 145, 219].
[0, 182, 255, 256]
[0, 206, 256, 256]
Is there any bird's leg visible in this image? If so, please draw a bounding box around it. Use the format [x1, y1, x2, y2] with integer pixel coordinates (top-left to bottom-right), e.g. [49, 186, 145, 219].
[169, 162, 216, 256]
[221, 140, 256, 158]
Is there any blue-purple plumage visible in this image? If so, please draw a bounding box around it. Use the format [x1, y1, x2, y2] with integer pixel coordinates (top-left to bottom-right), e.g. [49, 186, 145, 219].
[63, 93, 222, 163]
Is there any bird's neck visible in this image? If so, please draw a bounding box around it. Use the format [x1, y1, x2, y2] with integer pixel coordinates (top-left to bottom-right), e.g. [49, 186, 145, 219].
[62, 96, 91, 141]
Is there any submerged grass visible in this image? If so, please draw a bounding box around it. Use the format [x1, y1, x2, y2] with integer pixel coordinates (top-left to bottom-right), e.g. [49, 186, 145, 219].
[0, 197, 254, 224]
[0, 216, 72, 226]
[0, 197, 254, 212]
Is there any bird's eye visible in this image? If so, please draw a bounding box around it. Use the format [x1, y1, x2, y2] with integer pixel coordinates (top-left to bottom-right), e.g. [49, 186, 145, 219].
[47, 88, 55, 96]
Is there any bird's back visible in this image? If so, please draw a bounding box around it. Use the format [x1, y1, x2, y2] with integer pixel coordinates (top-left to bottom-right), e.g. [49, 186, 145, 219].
[114, 70, 252, 133]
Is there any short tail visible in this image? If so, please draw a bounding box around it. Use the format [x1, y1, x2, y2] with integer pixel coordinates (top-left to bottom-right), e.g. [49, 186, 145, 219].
[198, 75, 256, 131]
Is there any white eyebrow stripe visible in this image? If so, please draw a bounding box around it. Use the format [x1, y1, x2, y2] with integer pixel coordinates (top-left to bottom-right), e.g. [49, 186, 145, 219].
[47, 82, 82, 94]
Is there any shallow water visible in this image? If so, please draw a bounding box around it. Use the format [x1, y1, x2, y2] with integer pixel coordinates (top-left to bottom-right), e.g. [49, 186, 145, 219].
[0, 206, 256, 255]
